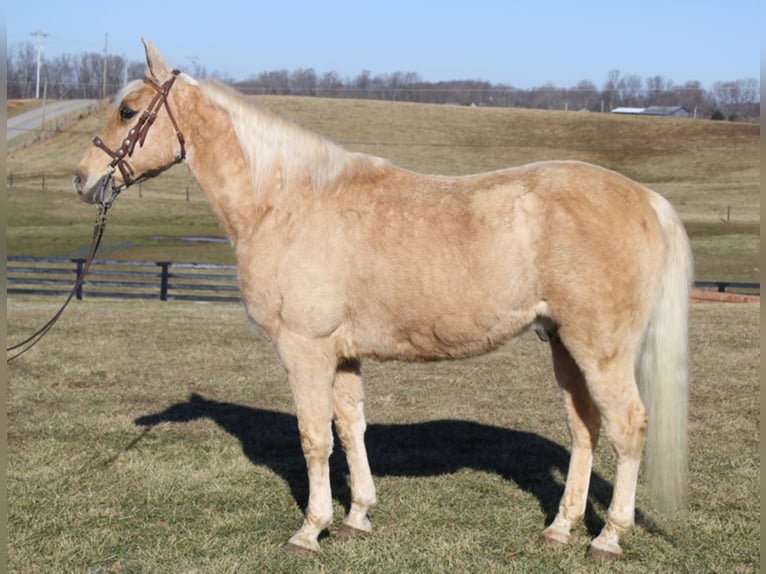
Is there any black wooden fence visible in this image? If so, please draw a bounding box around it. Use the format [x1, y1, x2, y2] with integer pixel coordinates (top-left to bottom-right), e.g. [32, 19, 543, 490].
[7, 256, 241, 303]
[692, 280, 760, 294]
[6, 255, 760, 302]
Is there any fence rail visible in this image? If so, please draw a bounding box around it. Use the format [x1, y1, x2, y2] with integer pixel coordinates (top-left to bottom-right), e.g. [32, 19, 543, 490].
[6, 256, 760, 303]
[7, 256, 241, 303]
[692, 280, 760, 294]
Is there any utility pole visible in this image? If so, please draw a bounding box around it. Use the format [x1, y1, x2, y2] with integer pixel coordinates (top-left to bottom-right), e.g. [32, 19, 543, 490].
[41, 76, 48, 131]
[31, 30, 48, 99]
[102, 33, 108, 99]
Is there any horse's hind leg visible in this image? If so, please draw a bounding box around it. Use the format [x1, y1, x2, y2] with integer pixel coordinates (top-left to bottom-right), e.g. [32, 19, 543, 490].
[583, 358, 647, 560]
[541, 337, 601, 547]
[332, 358, 377, 537]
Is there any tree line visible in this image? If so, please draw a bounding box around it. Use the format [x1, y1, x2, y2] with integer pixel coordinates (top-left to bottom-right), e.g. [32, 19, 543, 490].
[233, 69, 759, 121]
[6, 42, 760, 121]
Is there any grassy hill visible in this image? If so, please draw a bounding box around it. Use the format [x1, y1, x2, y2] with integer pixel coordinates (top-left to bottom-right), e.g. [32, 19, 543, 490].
[6, 96, 760, 281]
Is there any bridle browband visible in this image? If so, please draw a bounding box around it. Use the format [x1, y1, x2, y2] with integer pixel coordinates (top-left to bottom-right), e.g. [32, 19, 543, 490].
[7, 71, 187, 362]
[92, 69, 186, 192]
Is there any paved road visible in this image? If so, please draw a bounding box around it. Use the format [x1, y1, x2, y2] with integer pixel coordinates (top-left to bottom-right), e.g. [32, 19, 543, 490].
[7, 99, 97, 141]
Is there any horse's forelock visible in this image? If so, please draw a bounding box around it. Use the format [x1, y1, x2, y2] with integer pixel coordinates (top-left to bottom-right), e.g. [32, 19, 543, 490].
[113, 79, 145, 107]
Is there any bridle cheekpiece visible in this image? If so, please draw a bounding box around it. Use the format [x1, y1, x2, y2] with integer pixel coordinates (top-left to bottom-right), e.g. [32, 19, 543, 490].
[92, 69, 186, 200]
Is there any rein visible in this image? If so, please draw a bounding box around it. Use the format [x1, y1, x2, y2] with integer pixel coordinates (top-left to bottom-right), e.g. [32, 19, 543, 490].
[6, 189, 117, 362]
[7, 71, 186, 362]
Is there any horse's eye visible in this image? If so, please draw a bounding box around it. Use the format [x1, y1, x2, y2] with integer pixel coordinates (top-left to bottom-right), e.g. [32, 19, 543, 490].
[119, 106, 137, 121]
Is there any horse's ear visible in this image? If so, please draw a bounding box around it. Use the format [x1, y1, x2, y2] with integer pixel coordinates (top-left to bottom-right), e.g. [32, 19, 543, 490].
[142, 38, 171, 83]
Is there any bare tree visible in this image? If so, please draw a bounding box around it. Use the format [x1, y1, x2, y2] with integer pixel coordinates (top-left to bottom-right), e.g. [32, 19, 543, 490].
[646, 75, 674, 105]
[674, 80, 706, 117]
[291, 68, 318, 96]
[602, 69, 621, 109]
[713, 78, 760, 120]
[7, 42, 37, 98]
[351, 70, 372, 98]
[569, 80, 598, 111]
[318, 71, 343, 98]
[619, 74, 644, 107]
[46, 53, 75, 98]
[5, 42, 760, 120]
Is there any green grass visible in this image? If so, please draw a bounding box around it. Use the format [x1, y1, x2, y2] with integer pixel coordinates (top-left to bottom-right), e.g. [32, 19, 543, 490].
[6, 96, 760, 280]
[6, 298, 760, 572]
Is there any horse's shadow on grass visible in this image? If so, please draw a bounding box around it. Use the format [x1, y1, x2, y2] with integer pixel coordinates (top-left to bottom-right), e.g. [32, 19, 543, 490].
[135, 392, 647, 537]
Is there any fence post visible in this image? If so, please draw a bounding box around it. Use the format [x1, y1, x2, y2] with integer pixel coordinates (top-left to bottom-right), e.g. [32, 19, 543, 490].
[158, 262, 170, 301]
[73, 259, 85, 300]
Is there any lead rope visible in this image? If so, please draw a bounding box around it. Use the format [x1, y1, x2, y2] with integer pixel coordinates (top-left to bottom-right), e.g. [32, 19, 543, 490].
[6, 175, 120, 362]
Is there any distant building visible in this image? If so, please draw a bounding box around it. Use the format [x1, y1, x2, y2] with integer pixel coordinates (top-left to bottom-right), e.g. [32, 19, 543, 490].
[642, 106, 691, 118]
[611, 107, 647, 115]
[611, 106, 691, 118]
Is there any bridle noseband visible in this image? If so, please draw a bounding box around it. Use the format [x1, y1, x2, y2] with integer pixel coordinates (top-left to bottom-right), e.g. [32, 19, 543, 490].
[93, 69, 186, 195]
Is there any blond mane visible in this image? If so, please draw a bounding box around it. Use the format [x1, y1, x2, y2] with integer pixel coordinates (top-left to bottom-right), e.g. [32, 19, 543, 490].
[198, 80, 354, 200]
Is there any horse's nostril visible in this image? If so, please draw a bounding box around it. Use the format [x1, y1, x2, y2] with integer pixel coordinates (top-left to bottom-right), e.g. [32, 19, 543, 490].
[73, 173, 83, 193]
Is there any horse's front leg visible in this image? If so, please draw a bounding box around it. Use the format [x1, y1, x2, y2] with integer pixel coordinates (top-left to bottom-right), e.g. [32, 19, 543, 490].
[333, 358, 377, 537]
[278, 334, 337, 554]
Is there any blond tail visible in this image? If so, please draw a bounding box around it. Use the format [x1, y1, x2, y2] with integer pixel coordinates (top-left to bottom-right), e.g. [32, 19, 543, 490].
[637, 192, 693, 512]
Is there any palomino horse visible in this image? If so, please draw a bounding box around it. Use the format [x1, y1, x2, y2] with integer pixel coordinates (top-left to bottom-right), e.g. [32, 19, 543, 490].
[74, 40, 692, 559]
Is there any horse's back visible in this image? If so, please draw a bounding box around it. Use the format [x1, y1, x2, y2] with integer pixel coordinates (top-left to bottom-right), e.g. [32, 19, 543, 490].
[333, 160, 667, 362]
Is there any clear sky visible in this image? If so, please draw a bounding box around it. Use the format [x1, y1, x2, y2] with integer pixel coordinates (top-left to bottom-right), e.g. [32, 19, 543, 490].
[6, 0, 761, 90]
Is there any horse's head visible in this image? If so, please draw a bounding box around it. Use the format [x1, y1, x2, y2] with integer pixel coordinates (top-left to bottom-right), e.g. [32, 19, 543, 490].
[73, 39, 187, 204]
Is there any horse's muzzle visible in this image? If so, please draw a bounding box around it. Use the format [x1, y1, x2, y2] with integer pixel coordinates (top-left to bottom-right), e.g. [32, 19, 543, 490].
[73, 171, 114, 205]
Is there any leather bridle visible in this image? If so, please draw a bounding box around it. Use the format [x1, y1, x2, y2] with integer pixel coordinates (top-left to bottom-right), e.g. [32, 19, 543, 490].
[92, 69, 186, 192]
[7, 71, 187, 362]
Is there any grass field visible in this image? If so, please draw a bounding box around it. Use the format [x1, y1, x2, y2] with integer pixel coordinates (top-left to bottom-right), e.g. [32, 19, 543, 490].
[6, 96, 761, 571]
[6, 96, 760, 281]
[6, 298, 759, 572]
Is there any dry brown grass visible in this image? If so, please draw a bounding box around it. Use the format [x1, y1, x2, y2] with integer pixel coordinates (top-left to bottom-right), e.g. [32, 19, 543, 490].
[6, 297, 760, 572]
[7, 100, 42, 118]
[6, 96, 759, 280]
[257, 96, 759, 223]
[5, 95, 761, 572]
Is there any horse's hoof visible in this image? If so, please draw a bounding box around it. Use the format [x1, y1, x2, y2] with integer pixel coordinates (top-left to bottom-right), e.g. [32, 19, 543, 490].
[539, 534, 566, 548]
[337, 523, 371, 538]
[539, 529, 569, 548]
[586, 544, 623, 561]
[285, 542, 318, 556]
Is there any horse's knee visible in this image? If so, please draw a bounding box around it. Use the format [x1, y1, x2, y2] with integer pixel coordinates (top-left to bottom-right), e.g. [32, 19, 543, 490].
[298, 424, 334, 460]
[333, 361, 367, 448]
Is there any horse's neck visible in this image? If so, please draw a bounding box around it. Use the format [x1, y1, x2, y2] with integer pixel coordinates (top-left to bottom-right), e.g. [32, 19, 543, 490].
[178, 88, 266, 244]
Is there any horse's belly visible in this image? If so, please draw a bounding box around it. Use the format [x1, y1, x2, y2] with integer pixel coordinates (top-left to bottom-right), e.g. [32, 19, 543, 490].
[353, 305, 539, 361]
